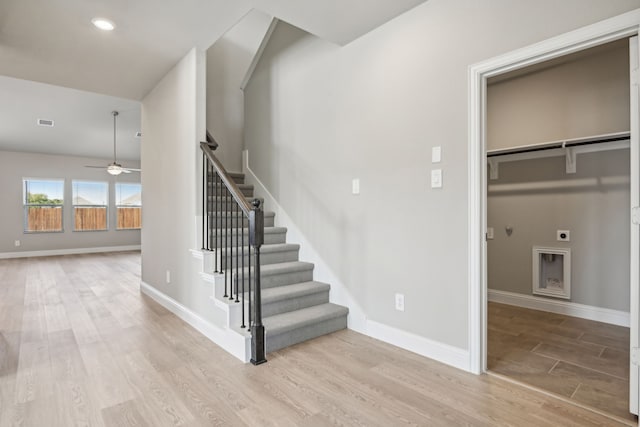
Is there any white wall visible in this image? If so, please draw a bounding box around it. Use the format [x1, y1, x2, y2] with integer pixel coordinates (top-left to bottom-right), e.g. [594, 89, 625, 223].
[141, 48, 225, 325]
[206, 10, 273, 171]
[0, 150, 140, 255]
[243, 1, 640, 352]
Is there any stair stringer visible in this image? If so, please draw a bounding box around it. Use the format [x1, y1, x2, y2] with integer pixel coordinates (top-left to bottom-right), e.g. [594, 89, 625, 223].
[193, 249, 252, 362]
[241, 150, 367, 334]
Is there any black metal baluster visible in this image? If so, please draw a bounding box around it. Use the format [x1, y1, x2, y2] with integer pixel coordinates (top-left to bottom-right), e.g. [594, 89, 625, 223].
[208, 164, 213, 251]
[223, 187, 228, 298]
[241, 211, 246, 328]
[235, 207, 240, 303]
[248, 244, 252, 328]
[201, 155, 205, 250]
[227, 197, 232, 300]
[214, 173, 219, 271]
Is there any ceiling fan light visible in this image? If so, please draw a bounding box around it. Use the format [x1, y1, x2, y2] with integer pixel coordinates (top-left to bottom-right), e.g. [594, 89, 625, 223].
[107, 164, 123, 175]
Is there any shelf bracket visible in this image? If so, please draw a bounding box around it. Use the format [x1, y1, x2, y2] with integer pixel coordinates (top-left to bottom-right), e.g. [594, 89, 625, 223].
[488, 158, 499, 180]
[565, 147, 576, 174]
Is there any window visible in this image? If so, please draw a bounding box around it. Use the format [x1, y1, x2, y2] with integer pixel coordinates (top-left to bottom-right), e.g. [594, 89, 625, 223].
[116, 183, 142, 230]
[72, 181, 108, 231]
[23, 179, 64, 232]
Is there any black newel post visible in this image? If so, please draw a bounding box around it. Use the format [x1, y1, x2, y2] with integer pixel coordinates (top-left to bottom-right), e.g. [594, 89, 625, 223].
[249, 199, 266, 365]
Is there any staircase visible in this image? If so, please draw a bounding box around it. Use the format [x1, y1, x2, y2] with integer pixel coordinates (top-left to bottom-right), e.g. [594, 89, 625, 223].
[202, 164, 349, 358]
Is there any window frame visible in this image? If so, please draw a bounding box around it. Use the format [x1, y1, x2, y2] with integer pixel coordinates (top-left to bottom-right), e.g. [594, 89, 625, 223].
[23, 178, 65, 234]
[71, 180, 109, 232]
[115, 182, 142, 230]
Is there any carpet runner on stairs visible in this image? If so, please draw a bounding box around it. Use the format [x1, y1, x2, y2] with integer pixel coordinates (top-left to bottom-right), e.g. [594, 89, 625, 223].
[211, 173, 348, 353]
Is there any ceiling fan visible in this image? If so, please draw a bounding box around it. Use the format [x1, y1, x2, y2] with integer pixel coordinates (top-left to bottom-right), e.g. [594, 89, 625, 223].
[85, 111, 140, 175]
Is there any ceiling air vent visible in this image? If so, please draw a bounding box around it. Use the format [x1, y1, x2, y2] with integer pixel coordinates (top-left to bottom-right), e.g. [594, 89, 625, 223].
[37, 119, 54, 127]
[135, 131, 142, 138]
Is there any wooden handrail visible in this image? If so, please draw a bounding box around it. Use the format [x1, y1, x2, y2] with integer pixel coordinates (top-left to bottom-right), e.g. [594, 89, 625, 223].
[200, 141, 251, 215]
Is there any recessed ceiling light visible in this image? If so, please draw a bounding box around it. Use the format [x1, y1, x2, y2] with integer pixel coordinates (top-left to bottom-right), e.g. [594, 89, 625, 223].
[91, 18, 115, 31]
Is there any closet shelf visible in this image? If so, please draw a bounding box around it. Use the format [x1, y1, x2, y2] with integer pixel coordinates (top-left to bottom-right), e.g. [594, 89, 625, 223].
[487, 131, 630, 179]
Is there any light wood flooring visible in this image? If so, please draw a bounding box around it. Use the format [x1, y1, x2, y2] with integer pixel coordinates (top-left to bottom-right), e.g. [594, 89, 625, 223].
[488, 301, 634, 424]
[0, 252, 634, 426]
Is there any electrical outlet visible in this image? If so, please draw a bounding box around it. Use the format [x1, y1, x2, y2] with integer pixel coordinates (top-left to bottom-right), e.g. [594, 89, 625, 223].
[166, 270, 171, 284]
[395, 293, 405, 312]
[14, 240, 20, 247]
[557, 230, 570, 242]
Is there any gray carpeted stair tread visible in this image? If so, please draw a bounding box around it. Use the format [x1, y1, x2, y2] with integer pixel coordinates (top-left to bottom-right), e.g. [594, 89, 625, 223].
[249, 261, 313, 276]
[219, 243, 299, 256]
[264, 303, 348, 336]
[209, 195, 262, 202]
[208, 211, 275, 218]
[227, 172, 244, 178]
[214, 226, 287, 236]
[261, 281, 330, 304]
[208, 183, 253, 190]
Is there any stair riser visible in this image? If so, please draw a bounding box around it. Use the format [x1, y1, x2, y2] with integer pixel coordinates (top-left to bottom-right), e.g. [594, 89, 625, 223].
[210, 231, 286, 246]
[208, 201, 262, 212]
[219, 249, 299, 267]
[266, 315, 347, 353]
[262, 291, 330, 318]
[207, 175, 244, 185]
[208, 184, 254, 197]
[234, 269, 314, 289]
[207, 215, 275, 228]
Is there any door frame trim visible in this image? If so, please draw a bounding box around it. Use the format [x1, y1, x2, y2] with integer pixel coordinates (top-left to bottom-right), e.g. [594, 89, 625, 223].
[467, 9, 640, 396]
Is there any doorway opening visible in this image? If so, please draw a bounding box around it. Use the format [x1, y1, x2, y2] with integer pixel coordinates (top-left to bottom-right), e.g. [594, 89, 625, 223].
[467, 11, 640, 424]
[486, 39, 633, 422]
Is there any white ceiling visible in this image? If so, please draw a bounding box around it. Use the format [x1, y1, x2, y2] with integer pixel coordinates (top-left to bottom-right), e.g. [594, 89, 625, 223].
[0, 75, 141, 162]
[0, 0, 427, 160]
[252, 0, 427, 46]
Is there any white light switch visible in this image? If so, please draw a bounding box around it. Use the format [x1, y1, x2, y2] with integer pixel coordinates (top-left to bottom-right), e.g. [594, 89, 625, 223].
[352, 178, 360, 195]
[166, 270, 171, 284]
[486, 227, 494, 240]
[432, 146, 442, 163]
[431, 169, 442, 188]
[395, 293, 405, 311]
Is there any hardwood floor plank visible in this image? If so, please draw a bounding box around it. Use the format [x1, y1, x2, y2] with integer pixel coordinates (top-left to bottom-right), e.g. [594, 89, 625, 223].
[0, 255, 635, 426]
[116, 350, 196, 426]
[101, 400, 151, 427]
[78, 341, 137, 409]
[0, 331, 21, 377]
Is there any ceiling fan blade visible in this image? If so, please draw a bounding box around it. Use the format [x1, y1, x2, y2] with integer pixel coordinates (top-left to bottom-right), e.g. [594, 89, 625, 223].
[122, 168, 141, 172]
[121, 169, 132, 174]
[85, 165, 106, 168]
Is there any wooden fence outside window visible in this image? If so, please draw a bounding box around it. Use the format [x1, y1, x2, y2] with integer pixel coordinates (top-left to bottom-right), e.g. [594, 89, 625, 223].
[25, 206, 62, 232]
[25, 206, 142, 231]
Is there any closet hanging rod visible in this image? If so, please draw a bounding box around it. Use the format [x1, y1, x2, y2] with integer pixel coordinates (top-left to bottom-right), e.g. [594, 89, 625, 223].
[487, 131, 630, 158]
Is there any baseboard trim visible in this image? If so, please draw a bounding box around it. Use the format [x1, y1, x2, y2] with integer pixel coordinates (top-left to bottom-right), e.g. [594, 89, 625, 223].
[0, 245, 141, 259]
[488, 289, 630, 327]
[140, 281, 250, 362]
[366, 320, 470, 371]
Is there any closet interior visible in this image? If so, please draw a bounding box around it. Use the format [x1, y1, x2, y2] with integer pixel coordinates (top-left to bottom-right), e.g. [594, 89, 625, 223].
[486, 38, 634, 423]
